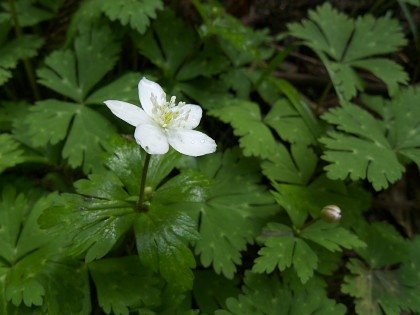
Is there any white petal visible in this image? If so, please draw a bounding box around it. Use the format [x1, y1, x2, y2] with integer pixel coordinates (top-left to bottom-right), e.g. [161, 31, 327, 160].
[167, 129, 216, 157]
[105, 100, 151, 127]
[177, 104, 202, 129]
[134, 124, 169, 155]
[138, 77, 165, 117]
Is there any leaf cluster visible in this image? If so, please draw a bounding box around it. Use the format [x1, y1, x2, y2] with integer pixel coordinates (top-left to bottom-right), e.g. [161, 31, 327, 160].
[1, 0, 419, 314]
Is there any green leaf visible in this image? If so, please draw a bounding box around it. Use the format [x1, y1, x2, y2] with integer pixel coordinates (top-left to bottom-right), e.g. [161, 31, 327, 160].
[0, 134, 24, 174]
[0, 101, 28, 131]
[24, 100, 115, 173]
[180, 149, 276, 279]
[209, 100, 277, 159]
[252, 222, 318, 283]
[193, 270, 241, 314]
[176, 37, 229, 81]
[288, 2, 408, 99]
[195, 1, 273, 66]
[134, 205, 199, 291]
[37, 25, 119, 102]
[265, 98, 317, 145]
[40, 137, 199, 292]
[0, 0, 54, 27]
[89, 256, 161, 315]
[321, 88, 420, 190]
[217, 271, 346, 314]
[261, 143, 317, 185]
[351, 58, 408, 96]
[39, 194, 135, 263]
[103, 136, 181, 194]
[354, 222, 410, 268]
[252, 223, 296, 273]
[0, 35, 43, 85]
[85, 72, 141, 105]
[0, 186, 91, 313]
[99, 0, 163, 34]
[342, 237, 420, 315]
[301, 220, 366, 252]
[271, 175, 368, 228]
[271, 78, 323, 138]
[135, 9, 197, 77]
[219, 67, 252, 99]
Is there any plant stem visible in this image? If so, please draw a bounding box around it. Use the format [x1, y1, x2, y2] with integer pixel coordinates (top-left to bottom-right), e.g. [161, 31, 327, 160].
[137, 153, 151, 212]
[8, 0, 41, 101]
[298, 217, 320, 233]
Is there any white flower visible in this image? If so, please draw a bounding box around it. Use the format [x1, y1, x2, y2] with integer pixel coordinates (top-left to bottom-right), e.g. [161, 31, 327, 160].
[105, 77, 217, 156]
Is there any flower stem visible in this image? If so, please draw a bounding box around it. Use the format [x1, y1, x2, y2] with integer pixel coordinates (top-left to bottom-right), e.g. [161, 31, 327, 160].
[137, 153, 151, 212]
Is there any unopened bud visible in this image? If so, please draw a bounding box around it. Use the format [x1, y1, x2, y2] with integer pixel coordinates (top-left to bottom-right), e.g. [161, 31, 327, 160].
[144, 186, 153, 199]
[321, 205, 342, 223]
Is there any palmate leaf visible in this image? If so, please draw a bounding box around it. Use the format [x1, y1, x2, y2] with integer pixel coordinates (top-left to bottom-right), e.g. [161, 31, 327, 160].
[175, 149, 277, 279]
[0, 134, 24, 173]
[0, 35, 43, 85]
[135, 9, 228, 82]
[99, 0, 163, 34]
[216, 271, 346, 315]
[252, 176, 366, 283]
[37, 25, 120, 102]
[252, 220, 364, 283]
[342, 237, 420, 315]
[0, 186, 90, 313]
[271, 175, 370, 228]
[25, 25, 121, 172]
[24, 100, 116, 173]
[89, 256, 161, 315]
[252, 223, 318, 283]
[321, 87, 420, 190]
[39, 138, 203, 291]
[288, 3, 408, 100]
[134, 205, 200, 291]
[209, 100, 277, 159]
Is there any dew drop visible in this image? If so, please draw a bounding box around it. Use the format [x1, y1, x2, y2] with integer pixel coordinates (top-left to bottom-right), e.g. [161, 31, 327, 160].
[200, 139, 206, 143]
[191, 140, 195, 144]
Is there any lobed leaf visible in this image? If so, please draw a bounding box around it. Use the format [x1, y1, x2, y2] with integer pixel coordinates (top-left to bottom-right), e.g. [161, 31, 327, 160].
[0, 134, 24, 174]
[321, 87, 420, 190]
[0, 186, 90, 313]
[0, 35, 43, 85]
[24, 100, 115, 173]
[134, 205, 199, 291]
[261, 143, 317, 185]
[217, 271, 346, 314]
[288, 2, 408, 99]
[37, 25, 120, 102]
[209, 100, 277, 159]
[100, 0, 163, 34]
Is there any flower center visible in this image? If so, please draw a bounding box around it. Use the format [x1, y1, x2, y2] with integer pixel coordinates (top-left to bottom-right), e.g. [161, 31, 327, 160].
[150, 93, 189, 129]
